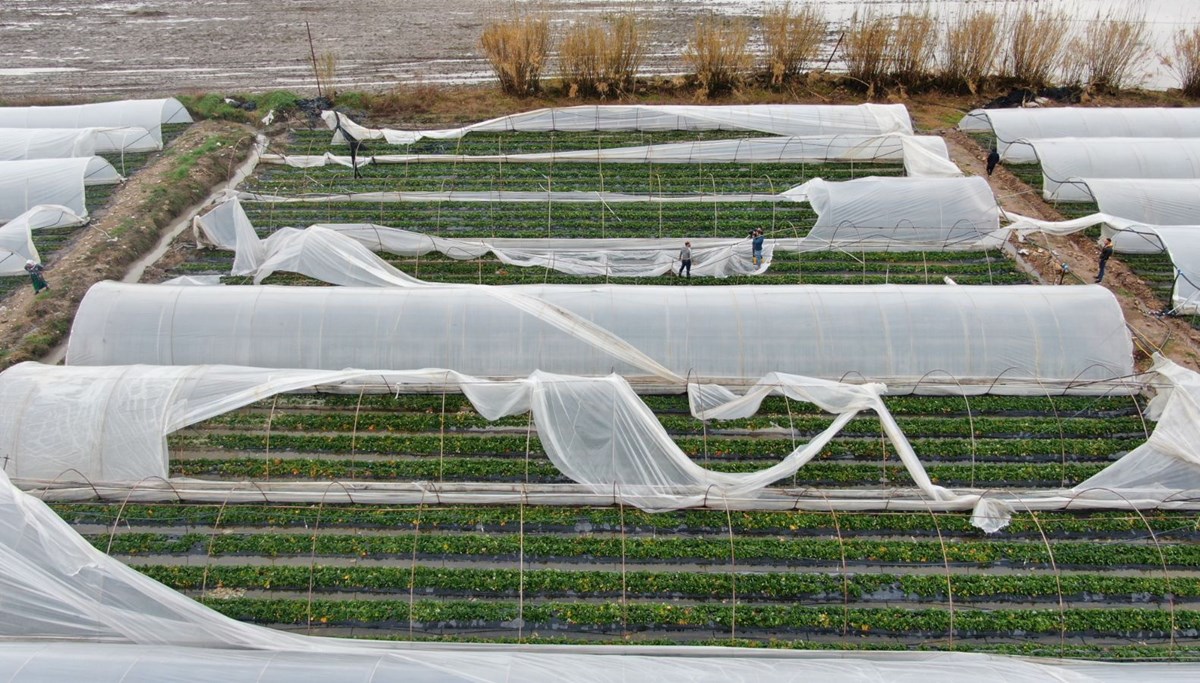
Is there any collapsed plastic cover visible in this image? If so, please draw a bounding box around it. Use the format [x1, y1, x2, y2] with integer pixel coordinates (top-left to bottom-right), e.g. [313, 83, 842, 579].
[323, 104, 915, 144]
[0, 451, 1193, 680]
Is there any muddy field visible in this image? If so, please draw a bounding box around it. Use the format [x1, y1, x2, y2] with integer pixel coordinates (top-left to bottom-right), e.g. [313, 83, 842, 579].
[0, 0, 739, 100]
[3, 0, 1197, 100]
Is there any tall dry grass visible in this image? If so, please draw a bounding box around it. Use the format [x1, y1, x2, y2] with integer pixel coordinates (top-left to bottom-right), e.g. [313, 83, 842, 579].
[481, 13, 551, 96]
[841, 10, 893, 92]
[761, 2, 827, 86]
[1172, 27, 1200, 97]
[684, 16, 753, 97]
[940, 8, 1002, 93]
[1005, 7, 1071, 86]
[559, 14, 645, 98]
[313, 52, 338, 99]
[1078, 9, 1150, 91]
[888, 10, 937, 87]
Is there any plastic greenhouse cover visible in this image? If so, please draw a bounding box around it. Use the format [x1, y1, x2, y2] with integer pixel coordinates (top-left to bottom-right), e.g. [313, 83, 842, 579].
[322, 104, 914, 145]
[802, 177, 1003, 250]
[1073, 178, 1200, 225]
[2, 361, 1200, 683]
[66, 280, 1133, 390]
[1011, 138, 1200, 202]
[1137, 227, 1200, 314]
[264, 133, 961, 178]
[0, 98, 191, 148]
[0, 205, 87, 275]
[0, 127, 156, 159]
[0, 157, 121, 221]
[0, 364, 960, 510]
[958, 107, 1200, 162]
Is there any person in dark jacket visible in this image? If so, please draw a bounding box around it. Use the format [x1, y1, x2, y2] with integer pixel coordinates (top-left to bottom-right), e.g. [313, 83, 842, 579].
[24, 260, 48, 294]
[986, 147, 1000, 176]
[678, 241, 692, 279]
[1095, 238, 1114, 283]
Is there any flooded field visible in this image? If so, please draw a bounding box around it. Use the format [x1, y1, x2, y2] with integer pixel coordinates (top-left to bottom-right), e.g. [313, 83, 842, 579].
[1, 0, 1197, 99]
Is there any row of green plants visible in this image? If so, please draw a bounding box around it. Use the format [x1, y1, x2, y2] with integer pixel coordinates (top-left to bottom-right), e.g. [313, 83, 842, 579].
[141, 563, 1198, 603]
[96, 531, 1200, 567]
[168, 456, 1107, 487]
[200, 597, 1198, 637]
[259, 391, 1140, 417]
[200, 410, 1146, 440]
[170, 430, 1139, 460]
[248, 161, 904, 196]
[287, 128, 778, 157]
[57, 503, 1195, 538]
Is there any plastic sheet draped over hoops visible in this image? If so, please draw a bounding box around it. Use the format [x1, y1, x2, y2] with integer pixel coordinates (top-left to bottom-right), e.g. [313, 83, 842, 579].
[0, 205, 86, 275]
[0, 127, 157, 159]
[958, 107, 1200, 162]
[1072, 178, 1200, 225]
[0, 157, 121, 221]
[0, 98, 191, 149]
[265, 133, 962, 178]
[1010, 138, 1200, 202]
[67, 280, 1134, 391]
[322, 104, 915, 144]
[0, 363, 959, 512]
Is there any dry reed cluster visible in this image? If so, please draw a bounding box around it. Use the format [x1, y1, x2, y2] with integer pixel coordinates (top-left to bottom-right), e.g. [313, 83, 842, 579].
[476, 3, 1190, 98]
[480, 13, 551, 96]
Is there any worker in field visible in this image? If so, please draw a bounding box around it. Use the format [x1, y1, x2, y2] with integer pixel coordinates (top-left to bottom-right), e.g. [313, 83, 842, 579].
[24, 260, 49, 294]
[678, 241, 692, 279]
[1096, 237, 1114, 283]
[752, 228, 765, 266]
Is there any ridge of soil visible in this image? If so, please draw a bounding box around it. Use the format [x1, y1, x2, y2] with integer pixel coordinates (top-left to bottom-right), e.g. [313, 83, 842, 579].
[0, 121, 256, 369]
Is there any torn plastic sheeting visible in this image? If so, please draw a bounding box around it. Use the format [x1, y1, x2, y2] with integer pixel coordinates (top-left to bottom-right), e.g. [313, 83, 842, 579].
[322, 104, 915, 144]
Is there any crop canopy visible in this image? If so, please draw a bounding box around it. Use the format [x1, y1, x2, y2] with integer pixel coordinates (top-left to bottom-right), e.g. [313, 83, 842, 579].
[0, 98, 190, 149]
[958, 107, 1200, 162]
[0, 157, 120, 221]
[67, 281, 1132, 392]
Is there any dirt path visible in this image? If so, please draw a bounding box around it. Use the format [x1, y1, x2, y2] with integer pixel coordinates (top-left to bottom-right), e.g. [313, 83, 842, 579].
[0, 121, 255, 368]
[940, 127, 1200, 373]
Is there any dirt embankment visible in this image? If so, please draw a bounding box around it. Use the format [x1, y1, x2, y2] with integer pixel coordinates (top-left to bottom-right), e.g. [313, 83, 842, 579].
[939, 127, 1200, 373]
[0, 121, 256, 369]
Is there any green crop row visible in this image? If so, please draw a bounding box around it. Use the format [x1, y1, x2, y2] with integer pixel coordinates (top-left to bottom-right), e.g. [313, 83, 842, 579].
[199, 597, 1198, 637]
[196, 410, 1146, 441]
[139, 564, 1197, 603]
[169, 430, 1139, 460]
[96, 531, 1200, 568]
[56, 503, 1197, 539]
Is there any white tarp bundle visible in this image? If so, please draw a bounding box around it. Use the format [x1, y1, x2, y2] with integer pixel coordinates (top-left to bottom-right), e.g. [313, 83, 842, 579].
[1072, 178, 1200, 225]
[0, 157, 121, 221]
[958, 107, 1200, 162]
[0, 452, 1195, 682]
[322, 104, 914, 145]
[0, 127, 157, 159]
[66, 281, 1133, 391]
[1012, 138, 1200, 201]
[0, 205, 87, 275]
[798, 176, 1004, 250]
[264, 134, 962, 178]
[0, 98, 191, 149]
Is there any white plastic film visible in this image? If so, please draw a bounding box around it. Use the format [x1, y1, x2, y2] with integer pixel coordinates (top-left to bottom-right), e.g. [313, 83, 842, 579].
[1075, 178, 1200, 225]
[0, 157, 121, 221]
[0, 205, 87, 275]
[959, 107, 1200, 162]
[0, 98, 191, 148]
[1011, 138, 1200, 202]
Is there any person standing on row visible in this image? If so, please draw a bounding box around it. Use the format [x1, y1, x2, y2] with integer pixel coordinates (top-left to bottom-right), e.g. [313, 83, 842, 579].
[751, 228, 765, 266]
[1096, 237, 1114, 283]
[24, 260, 49, 294]
[678, 241, 692, 279]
